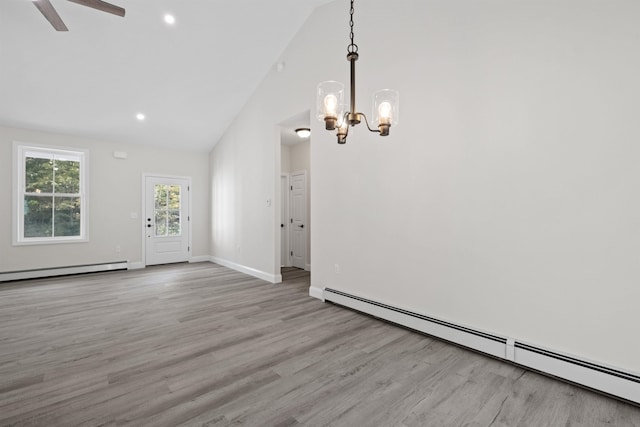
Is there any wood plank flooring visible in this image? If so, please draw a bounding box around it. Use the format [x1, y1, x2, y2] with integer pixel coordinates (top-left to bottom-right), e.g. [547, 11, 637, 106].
[0, 263, 638, 426]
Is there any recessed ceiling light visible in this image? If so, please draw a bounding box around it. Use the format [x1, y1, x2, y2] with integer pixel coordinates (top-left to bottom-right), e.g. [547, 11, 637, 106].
[164, 14, 175, 25]
[136, 113, 145, 121]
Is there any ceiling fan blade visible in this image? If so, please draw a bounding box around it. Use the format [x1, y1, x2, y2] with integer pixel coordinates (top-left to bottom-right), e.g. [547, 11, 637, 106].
[32, 0, 69, 31]
[67, 0, 125, 17]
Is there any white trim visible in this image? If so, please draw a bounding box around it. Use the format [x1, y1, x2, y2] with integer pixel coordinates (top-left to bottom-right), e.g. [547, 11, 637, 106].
[127, 262, 145, 270]
[309, 286, 324, 301]
[210, 256, 281, 283]
[189, 255, 210, 263]
[280, 173, 291, 267]
[140, 175, 146, 266]
[323, 288, 640, 404]
[0, 262, 127, 282]
[305, 263, 311, 272]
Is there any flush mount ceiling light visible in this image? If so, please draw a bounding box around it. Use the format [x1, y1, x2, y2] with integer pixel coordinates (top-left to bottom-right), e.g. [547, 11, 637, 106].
[136, 113, 145, 121]
[295, 128, 311, 138]
[164, 14, 175, 25]
[317, 0, 399, 144]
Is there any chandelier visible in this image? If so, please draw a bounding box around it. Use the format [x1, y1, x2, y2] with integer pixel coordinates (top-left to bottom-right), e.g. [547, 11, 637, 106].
[317, 0, 399, 144]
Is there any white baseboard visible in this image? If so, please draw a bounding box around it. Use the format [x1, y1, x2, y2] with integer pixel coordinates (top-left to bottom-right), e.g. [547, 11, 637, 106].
[210, 256, 280, 283]
[1, 261, 128, 282]
[305, 263, 311, 272]
[127, 262, 145, 270]
[309, 286, 324, 301]
[189, 255, 210, 263]
[323, 287, 640, 405]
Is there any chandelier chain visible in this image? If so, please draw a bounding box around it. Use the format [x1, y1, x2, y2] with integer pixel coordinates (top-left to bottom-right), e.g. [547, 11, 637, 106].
[348, 0, 358, 54]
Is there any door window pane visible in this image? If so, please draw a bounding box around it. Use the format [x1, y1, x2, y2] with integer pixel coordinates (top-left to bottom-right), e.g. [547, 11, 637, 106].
[155, 185, 168, 209]
[169, 185, 180, 209]
[155, 210, 167, 237]
[168, 211, 180, 236]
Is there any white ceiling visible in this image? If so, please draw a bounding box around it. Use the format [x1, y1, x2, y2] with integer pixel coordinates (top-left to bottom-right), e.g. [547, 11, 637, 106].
[0, 0, 332, 152]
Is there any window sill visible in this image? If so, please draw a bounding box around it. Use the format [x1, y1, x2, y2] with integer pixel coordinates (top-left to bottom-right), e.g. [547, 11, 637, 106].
[13, 237, 89, 246]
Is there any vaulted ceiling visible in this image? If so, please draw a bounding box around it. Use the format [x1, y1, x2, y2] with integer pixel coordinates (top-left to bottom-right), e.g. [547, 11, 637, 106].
[0, 0, 332, 151]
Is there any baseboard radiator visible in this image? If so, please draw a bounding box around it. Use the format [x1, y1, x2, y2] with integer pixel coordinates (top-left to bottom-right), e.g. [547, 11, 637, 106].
[0, 261, 128, 282]
[324, 288, 640, 405]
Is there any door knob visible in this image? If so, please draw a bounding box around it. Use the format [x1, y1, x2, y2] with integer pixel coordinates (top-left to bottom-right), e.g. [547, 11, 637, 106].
[281, 224, 284, 228]
[300, 224, 304, 228]
[147, 224, 153, 228]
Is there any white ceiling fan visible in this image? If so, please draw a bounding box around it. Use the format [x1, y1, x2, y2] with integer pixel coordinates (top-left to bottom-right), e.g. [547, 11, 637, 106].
[32, 0, 125, 31]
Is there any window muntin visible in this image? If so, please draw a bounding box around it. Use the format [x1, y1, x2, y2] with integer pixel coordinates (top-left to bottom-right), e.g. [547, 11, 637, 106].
[15, 144, 88, 244]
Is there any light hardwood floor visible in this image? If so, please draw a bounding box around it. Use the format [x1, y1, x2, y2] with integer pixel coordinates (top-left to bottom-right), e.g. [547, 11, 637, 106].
[0, 263, 638, 426]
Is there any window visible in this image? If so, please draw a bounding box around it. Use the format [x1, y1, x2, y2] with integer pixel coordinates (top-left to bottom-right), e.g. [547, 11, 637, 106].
[14, 143, 88, 244]
[154, 184, 182, 237]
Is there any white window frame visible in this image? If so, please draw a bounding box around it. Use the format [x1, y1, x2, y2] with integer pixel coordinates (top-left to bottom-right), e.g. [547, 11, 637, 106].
[13, 142, 89, 245]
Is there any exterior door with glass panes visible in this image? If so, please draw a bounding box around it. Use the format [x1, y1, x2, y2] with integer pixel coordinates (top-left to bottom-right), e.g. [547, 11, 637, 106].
[144, 176, 190, 265]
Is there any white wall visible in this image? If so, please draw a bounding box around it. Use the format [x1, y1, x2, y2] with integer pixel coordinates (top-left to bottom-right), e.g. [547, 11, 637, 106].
[0, 126, 210, 271]
[289, 140, 310, 183]
[281, 144, 291, 173]
[209, 0, 640, 374]
[209, 26, 324, 277]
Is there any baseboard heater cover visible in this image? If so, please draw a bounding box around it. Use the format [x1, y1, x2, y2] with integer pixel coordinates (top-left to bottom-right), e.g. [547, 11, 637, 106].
[324, 287, 640, 405]
[0, 261, 128, 282]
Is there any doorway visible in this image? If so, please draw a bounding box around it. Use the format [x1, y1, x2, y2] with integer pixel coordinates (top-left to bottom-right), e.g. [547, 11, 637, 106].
[144, 175, 191, 266]
[280, 170, 308, 269]
[279, 111, 311, 274]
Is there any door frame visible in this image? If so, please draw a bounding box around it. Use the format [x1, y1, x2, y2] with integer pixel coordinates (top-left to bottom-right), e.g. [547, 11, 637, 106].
[141, 173, 193, 267]
[281, 173, 291, 267]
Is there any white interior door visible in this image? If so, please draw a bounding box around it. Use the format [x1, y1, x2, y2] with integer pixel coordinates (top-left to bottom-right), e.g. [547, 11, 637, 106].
[290, 171, 306, 269]
[145, 176, 190, 265]
[281, 174, 290, 267]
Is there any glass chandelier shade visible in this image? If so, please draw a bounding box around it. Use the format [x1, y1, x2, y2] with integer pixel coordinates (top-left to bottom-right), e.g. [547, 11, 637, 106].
[317, 81, 345, 130]
[373, 89, 399, 136]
